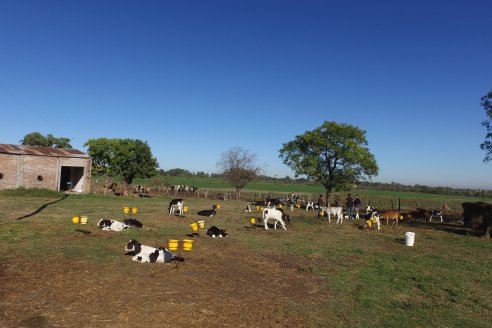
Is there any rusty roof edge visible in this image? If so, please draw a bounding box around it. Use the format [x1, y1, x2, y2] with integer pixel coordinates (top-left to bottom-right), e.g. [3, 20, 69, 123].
[0, 144, 90, 158]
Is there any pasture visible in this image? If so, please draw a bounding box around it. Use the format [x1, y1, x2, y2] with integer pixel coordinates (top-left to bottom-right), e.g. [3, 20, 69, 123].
[0, 191, 491, 327]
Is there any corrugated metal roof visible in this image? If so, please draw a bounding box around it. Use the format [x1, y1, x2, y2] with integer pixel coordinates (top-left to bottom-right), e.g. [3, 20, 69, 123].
[0, 144, 90, 158]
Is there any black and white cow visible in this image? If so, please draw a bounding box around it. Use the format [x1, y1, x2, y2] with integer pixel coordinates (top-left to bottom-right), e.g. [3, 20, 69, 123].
[206, 226, 228, 238]
[427, 209, 443, 223]
[125, 239, 179, 263]
[124, 218, 144, 228]
[97, 219, 130, 231]
[198, 209, 216, 217]
[168, 198, 184, 215]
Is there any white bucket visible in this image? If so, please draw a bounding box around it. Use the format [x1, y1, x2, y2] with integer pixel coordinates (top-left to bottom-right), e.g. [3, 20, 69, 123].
[405, 232, 415, 246]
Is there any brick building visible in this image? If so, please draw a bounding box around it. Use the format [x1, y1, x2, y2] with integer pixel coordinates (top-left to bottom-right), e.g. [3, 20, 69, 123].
[0, 144, 91, 192]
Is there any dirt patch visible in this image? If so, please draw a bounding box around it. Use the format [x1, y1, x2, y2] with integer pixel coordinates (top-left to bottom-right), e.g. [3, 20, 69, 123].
[0, 240, 329, 328]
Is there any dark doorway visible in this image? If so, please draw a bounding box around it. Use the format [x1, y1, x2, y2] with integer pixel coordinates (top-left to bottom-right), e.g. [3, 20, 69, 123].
[60, 166, 84, 191]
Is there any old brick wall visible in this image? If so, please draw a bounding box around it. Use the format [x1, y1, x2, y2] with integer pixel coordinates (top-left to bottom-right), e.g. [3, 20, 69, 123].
[0, 153, 19, 189]
[21, 156, 58, 189]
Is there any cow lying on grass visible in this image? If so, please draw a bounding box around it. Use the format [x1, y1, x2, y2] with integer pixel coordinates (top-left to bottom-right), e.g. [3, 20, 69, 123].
[125, 239, 182, 263]
[207, 226, 228, 238]
[198, 209, 216, 217]
[124, 218, 144, 228]
[97, 219, 130, 231]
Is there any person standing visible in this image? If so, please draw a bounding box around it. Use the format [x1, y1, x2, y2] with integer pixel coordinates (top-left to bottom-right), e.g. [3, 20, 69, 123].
[346, 193, 354, 219]
[353, 195, 362, 219]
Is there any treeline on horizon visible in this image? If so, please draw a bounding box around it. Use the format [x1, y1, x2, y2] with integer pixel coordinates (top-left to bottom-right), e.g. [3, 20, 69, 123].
[158, 168, 491, 198]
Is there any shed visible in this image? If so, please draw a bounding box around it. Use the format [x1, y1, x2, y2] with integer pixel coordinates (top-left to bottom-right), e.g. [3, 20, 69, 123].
[0, 144, 91, 193]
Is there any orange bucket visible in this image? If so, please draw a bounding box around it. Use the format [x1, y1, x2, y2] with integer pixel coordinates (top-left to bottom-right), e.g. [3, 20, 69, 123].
[182, 239, 194, 251]
[167, 239, 179, 251]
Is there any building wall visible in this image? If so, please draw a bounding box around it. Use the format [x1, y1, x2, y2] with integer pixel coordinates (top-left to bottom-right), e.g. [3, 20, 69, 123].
[0, 153, 19, 189]
[0, 153, 91, 192]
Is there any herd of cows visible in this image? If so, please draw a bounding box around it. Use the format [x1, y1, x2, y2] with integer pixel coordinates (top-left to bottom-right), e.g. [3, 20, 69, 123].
[94, 197, 491, 264]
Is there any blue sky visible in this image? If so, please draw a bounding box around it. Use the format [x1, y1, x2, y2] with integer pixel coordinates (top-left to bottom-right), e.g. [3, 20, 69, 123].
[1, 0, 491, 189]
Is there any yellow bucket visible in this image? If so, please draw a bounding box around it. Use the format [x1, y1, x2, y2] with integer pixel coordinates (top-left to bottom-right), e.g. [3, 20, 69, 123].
[184, 206, 189, 213]
[295, 204, 300, 208]
[278, 204, 283, 208]
[260, 206, 264, 211]
[190, 223, 198, 232]
[80, 216, 88, 225]
[216, 204, 221, 209]
[320, 211, 325, 217]
[167, 239, 179, 251]
[255, 205, 260, 210]
[72, 216, 80, 224]
[182, 239, 194, 251]
[198, 220, 205, 229]
[399, 215, 404, 221]
[123, 207, 130, 214]
[131, 207, 138, 214]
[250, 218, 256, 225]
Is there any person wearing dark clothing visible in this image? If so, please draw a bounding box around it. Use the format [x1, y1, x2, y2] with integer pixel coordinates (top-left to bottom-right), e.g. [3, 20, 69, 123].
[346, 194, 354, 219]
[353, 195, 362, 219]
[317, 194, 324, 208]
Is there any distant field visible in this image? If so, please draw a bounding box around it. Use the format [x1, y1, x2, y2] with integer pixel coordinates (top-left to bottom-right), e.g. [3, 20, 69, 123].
[122, 176, 489, 212]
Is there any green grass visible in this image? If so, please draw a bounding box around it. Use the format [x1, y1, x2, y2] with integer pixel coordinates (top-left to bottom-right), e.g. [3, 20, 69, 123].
[1, 194, 490, 327]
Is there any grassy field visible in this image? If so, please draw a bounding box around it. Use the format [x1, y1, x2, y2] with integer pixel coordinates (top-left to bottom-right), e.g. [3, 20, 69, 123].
[0, 189, 490, 327]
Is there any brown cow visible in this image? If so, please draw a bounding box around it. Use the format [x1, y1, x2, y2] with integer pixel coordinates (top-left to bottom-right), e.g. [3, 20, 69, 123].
[380, 209, 401, 226]
[462, 202, 492, 238]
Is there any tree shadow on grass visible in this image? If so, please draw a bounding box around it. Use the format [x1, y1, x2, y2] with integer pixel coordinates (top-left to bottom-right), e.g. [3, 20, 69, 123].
[16, 194, 70, 220]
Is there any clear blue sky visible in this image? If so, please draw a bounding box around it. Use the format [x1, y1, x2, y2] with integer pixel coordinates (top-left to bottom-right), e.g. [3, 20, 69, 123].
[1, 0, 491, 189]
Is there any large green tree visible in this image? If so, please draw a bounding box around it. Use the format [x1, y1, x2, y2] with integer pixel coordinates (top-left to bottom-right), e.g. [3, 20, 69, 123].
[85, 138, 158, 184]
[279, 121, 379, 204]
[20, 132, 72, 149]
[217, 146, 261, 199]
[480, 90, 492, 162]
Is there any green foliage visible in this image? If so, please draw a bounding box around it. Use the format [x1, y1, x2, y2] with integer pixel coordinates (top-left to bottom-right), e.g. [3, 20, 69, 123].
[20, 132, 72, 148]
[279, 121, 379, 199]
[85, 138, 158, 184]
[480, 89, 492, 162]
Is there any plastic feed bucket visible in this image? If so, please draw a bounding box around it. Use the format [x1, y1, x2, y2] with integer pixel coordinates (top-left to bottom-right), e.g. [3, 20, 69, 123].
[198, 220, 205, 229]
[250, 218, 256, 225]
[167, 239, 179, 251]
[80, 216, 88, 225]
[123, 207, 130, 214]
[255, 206, 260, 210]
[184, 206, 189, 213]
[72, 216, 80, 224]
[182, 239, 194, 251]
[131, 207, 138, 214]
[405, 232, 415, 246]
[190, 223, 198, 232]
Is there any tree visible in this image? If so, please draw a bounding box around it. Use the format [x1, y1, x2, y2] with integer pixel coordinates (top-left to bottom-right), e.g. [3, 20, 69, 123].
[20, 132, 72, 148]
[480, 90, 492, 162]
[279, 121, 379, 205]
[85, 138, 158, 185]
[216, 146, 261, 199]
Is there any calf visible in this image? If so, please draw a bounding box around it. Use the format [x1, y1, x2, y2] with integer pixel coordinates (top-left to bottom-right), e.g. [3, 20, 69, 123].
[168, 198, 184, 216]
[320, 206, 344, 223]
[124, 218, 144, 228]
[207, 226, 228, 238]
[262, 208, 287, 231]
[198, 209, 216, 217]
[97, 219, 130, 231]
[125, 239, 178, 263]
[244, 205, 253, 212]
[428, 209, 443, 223]
[380, 210, 401, 226]
[364, 208, 381, 230]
